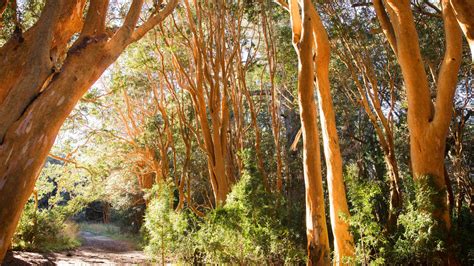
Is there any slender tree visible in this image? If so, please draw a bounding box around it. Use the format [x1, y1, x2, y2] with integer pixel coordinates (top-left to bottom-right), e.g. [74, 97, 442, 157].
[289, 0, 330, 263]
[278, 0, 355, 262]
[308, 6, 355, 264]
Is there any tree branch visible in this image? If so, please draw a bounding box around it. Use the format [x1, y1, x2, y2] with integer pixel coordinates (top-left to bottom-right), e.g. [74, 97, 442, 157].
[0, 0, 61, 141]
[289, 0, 302, 43]
[433, 0, 462, 130]
[79, 0, 110, 39]
[372, 0, 397, 54]
[111, 0, 144, 46]
[450, 0, 474, 61]
[130, 0, 178, 43]
[273, 0, 289, 11]
[383, 0, 432, 124]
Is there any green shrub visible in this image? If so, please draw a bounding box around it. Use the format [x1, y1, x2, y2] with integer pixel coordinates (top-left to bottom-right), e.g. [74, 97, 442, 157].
[143, 182, 195, 263]
[194, 170, 305, 264]
[143, 153, 305, 264]
[345, 166, 453, 265]
[13, 203, 80, 252]
[344, 163, 389, 265]
[391, 175, 447, 264]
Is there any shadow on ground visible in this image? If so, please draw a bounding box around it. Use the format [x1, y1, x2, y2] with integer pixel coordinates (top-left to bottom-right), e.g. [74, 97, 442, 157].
[1, 231, 149, 265]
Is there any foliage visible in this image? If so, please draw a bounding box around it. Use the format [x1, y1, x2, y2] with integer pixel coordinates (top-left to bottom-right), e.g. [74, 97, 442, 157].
[12, 159, 95, 252]
[392, 175, 447, 264]
[143, 182, 194, 263]
[143, 154, 305, 264]
[344, 167, 465, 265]
[13, 203, 80, 252]
[344, 163, 389, 265]
[194, 159, 305, 264]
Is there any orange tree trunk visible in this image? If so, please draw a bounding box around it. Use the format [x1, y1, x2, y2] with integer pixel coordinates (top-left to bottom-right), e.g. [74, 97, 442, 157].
[290, 0, 330, 264]
[308, 4, 355, 263]
[373, 1, 462, 259]
[450, 0, 474, 61]
[0, 0, 177, 261]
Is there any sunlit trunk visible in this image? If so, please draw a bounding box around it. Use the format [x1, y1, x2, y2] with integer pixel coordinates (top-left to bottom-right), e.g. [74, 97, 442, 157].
[0, 0, 177, 260]
[373, 0, 462, 262]
[311, 7, 355, 260]
[290, 0, 330, 263]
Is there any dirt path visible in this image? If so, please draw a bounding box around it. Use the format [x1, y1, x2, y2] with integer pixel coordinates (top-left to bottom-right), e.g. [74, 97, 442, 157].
[2, 231, 149, 265]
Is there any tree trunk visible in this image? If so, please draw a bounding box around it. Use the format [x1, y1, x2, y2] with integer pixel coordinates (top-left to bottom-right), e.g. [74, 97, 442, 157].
[372, 0, 462, 262]
[290, 0, 330, 263]
[386, 155, 401, 215]
[310, 5, 355, 262]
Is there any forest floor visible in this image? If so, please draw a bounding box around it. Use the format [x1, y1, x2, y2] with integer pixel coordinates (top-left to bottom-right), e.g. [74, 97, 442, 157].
[2, 231, 149, 265]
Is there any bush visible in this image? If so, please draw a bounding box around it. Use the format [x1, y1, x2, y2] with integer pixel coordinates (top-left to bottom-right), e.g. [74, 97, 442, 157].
[194, 170, 305, 264]
[345, 166, 453, 265]
[143, 182, 195, 263]
[13, 203, 80, 252]
[143, 153, 305, 264]
[344, 163, 389, 265]
[392, 175, 447, 264]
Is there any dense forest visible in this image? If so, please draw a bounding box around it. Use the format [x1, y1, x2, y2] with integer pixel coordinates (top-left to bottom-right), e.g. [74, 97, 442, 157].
[0, 0, 472, 265]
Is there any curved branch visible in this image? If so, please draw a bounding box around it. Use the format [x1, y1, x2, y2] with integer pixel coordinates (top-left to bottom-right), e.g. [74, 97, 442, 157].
[130, 0, 178, 43]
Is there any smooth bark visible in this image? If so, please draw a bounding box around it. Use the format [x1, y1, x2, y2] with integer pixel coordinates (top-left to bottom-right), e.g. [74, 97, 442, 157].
[373, 1, 463, 261]
[450, 0, 474, 61]
[290, 0, 330, 263]
[308, 5, 355, 263]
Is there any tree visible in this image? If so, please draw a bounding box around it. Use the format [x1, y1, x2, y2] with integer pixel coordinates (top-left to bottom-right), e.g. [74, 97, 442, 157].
[309, 6, 355, 264]
[288, 0, 330, 263]
[331, 8, 403, 229]
[0, 0, 177, 260]
[372, 0, 462, 260]
[279, 0, 355, 262]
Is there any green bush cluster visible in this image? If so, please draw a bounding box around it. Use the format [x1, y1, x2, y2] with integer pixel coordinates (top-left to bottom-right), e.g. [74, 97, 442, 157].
[143, 157, 305, 264]
[392, 175, 447, 264]
[12, 161, 93, 253]
[344, 166, 462, 265]
[13, 203, 80, 252]
[142, 182, 193, 263]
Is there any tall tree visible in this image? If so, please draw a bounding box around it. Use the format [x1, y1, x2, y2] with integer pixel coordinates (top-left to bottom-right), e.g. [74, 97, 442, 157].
[289, 0, 330, 263]
[278, 0, 355, 262]
[0, 0, 177, 260]
[160, 0, 252, 205]
[308, 5, 355, 264]
[373, 0, 462, 260]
